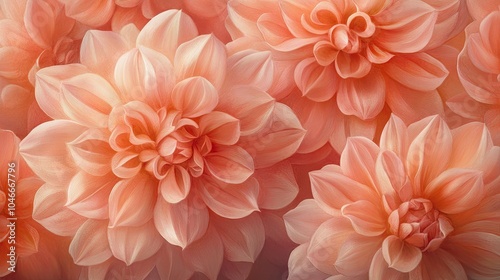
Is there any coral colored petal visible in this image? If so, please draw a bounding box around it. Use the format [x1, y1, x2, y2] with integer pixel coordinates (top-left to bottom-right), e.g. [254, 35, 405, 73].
[60, 0, 115, 27]
[254, 161, 299, 210]
[369, 249, 409, 280]
[137, 9, 198, 62]
[212, 213, 265, 262]
[226, 50, 274, 91]
[288, 243, 330, 280]
[170, 76, 219, 118]
[335, 234, 383, 276]
[20, 120, 86, 186]
[204, 145, 254, 184]
[380, 114, 409, 160]
[69, 219, 112, 266]
[108, 173, 156, 228]
[199, 111, 240, 146]
[382, 235, 422, 273]
[159, 166, 191, 204]
[341, 137, 380, 190]
[375, 150, 411, 199]
[153, 194, 209, 249]
[182, 225, 224, 280]
[310, 164, 376, 214]
[294, 58, 338, 102]
[32, 183, 86, 236]
[410, 249, 467, 280]
[108, 221, 164, 265]
[198, 176, 259, 219]
[449, 122, 494, 169]
[174, 34, 227, 90]
[68, 128, 114, 176]
[341, 200, 387, 237]
[284, 199, 331, 244]
[66, 171, 117, 219]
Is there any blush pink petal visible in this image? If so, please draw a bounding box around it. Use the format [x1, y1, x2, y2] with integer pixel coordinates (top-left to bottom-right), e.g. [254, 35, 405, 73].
[225, 50, 274, 91]
[0, 0, 26, 21]
[66, 171, 116, 220]
[288, 243, 330, 280]
[136, 9, 198, 62]
[384, 53, 448, 92]
[406, 115, 453, 191]
[182, 225, 224, 280]
[337, 70, 386, 120]
[32, 183, 86, 236]
[341, 200, 387, 237]
[199, 111, 240, 146]
[69, 219, 112, 266]
[335, 234, 383, 277]
[153, 193, 209, 248]
[294, 58, 338, 102]
[170, 76, 219, 118]
[382, 235, 422, 273]
[310, 164, 377, 214]
[217, 86, 275, 136]
[340, 137, 380, 189]
[197, 176, 259, 219]
[451, 122, 495, 168]
[19, 120, 86, 185]
[410, 249, 467, 280]
[174, 34, 227, 90]
[108, 173, 156, 228]
[284, 199, 331, 244]
[254, 161, 299, 210]
[113, 47, 175, 108]
[375, 150, 411, 198]
[59, 0, 115, 27]
[159, 166, 191, 204]
[369, 249, 409, 280]
[80, 30, 129, 81]
[107, 221, 164, 265]
[68, 128, 114, 176]
[212, 213, 265, 262]
[204, 145, 254, 184]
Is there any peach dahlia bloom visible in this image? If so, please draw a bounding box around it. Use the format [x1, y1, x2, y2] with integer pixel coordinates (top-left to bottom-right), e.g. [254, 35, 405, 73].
[19, 10, 304, 279]
[449, 3, 500, 145]
[0, 129, 79, 279]
[226, 0, 468, 154]
[284, 115, 500, 279]
[0, 0, 85, 137]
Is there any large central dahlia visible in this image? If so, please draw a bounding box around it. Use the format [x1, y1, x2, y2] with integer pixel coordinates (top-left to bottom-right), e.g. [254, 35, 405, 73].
[19, 10, 304, 279]
[284, 115, 500, 279]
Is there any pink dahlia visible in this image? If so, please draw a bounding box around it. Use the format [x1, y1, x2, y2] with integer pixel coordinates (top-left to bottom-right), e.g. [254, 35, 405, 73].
[0, 129, 79, 279]
[449, 4, 500, 145]
[20, 10, 304, 279]
[284, 114, 500, 279]
[0, 0, 85, 137]
[226, 0, 468, 154]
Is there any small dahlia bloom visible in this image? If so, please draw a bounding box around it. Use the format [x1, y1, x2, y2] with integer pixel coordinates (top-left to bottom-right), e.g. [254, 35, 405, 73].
[0, 129, 79, 279]
[20, 10, 304, 279]
[450, 4, 500, 145]
[226, 0, 468, 154]
[0, 0, 85, 137]
[284, 115, 500, 279]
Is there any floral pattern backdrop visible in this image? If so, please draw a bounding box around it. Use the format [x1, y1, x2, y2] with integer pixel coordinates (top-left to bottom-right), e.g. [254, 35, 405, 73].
[0, 0, 499, 279]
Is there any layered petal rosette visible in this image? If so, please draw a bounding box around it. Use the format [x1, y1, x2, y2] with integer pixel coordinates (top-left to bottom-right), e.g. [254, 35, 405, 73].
[0, 129, 79, 279]
[450, 4, 500, 145]
[19, 10, 304, 279]
[284, 114, 500, 279]
[227, 0, 468, 154]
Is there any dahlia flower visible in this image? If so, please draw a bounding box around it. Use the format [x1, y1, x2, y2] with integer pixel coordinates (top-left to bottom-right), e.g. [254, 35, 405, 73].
[284, 114, 500, 279]
[19, 10, 304, 279]
[0, 0, 85, 137]
[0, 129, 78, 279]
[449, 3, 500, 145]
[226, 0, 468, 153]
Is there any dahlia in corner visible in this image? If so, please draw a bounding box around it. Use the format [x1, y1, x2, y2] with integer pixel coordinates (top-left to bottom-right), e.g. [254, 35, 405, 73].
[19, 10, 304, 279]
[284, 114, 500, 279]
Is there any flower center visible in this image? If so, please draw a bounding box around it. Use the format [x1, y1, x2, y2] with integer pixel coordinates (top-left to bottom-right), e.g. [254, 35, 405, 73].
[108, 101, 208, 180]
[388, 198, 454, 252]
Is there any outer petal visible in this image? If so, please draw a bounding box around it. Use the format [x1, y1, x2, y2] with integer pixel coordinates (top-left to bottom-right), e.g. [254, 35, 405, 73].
[20, 120, 86, 185]
[67, 128, 114, 176]
[204, 145, 254, 184]
[174, 34, 227, 90]
[212, 213, 265, 262]
[369, 249, 409, 280]
[226, 49, 274, 91]
[449, 122, 493, 169]
[80, 30, 129, 80]
[153, 193, 209, 249]
[69, 219, 112, 266]
[340, 137, 380, 190]
[288, 243, 330, 280]
[170, 76, 219, 118]
[310, 164, 377, 214]
[382, 235, 422, 273]
[114, 47, 175, 109]
[66, 171, 117, 219]
[32, 183, 86, 236]
[197, 176, 259, 219]
[107, 220, 164, 265]
[295, 58, 338, 102]
[182, 225, 224, 280]
[380, 114, 409, 160]
[60, 0, 115, 27]
[384, 53, 448, 92]
[337, 70, 386, 120]
[410, 249, 467, 280]
[254, 161, 299, 210]
[108, 173, 156, 228]
[425, 168, 485, 214]
[136, 9, 198, 61]
[406, 115, 452, 192]
[335, 233, 383, 276]
[284, 199, 332, 244]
